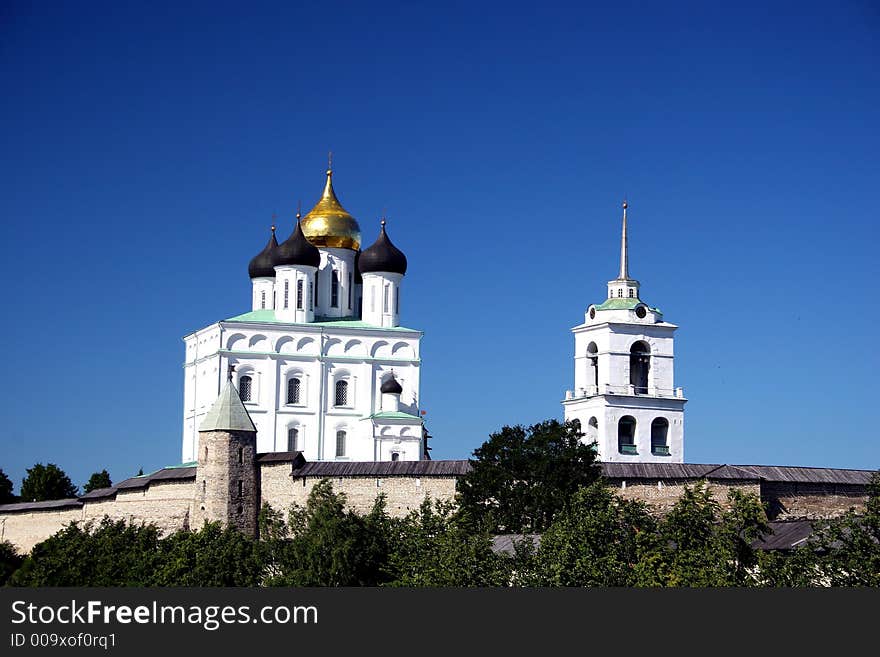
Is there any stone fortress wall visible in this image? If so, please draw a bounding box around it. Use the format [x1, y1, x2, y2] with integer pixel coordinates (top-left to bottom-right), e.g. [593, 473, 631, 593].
[1, 456, 874, 554]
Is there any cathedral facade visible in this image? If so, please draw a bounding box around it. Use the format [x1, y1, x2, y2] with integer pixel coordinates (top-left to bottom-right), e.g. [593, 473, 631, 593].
[181, 164, 425, 464]
[563, 202, 687, 462]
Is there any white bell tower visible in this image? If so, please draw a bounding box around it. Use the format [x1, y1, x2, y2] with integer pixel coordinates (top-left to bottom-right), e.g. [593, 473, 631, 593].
[562, 201, 687, 463]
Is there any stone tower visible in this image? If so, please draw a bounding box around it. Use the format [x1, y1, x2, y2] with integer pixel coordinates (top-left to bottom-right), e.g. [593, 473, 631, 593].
[192, 369, 259, 536]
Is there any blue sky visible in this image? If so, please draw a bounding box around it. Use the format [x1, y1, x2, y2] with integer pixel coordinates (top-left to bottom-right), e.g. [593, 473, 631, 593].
[1, 1, 878, 492]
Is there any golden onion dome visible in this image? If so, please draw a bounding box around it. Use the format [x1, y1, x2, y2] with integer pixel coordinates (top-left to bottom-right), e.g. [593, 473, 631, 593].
[300, 168, 361, 250]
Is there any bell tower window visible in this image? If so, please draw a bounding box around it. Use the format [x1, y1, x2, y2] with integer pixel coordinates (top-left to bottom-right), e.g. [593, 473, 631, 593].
[630, 341, 650, 394]
[618, 416, 637, 454]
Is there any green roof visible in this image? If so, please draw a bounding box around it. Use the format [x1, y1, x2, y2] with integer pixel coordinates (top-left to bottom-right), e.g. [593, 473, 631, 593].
[199, 379, 257, 432]
[594, 298, 662, 314]
[368, 411, 423, 422]
[224, 310, 420, 333]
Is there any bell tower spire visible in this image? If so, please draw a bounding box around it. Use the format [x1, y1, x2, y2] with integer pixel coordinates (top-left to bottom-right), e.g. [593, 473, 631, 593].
[619, 200, 629, 280]
[607, 200, 640, 300]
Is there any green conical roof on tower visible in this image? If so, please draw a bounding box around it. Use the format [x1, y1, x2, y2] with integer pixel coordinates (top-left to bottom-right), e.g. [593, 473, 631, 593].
[199, 370, 257, 433]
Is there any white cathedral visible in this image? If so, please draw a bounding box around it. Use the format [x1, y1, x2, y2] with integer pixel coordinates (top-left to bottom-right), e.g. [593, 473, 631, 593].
[562, 201, 687, 463]
[181, 164, 686, 465]
[181, 163, 424, 463]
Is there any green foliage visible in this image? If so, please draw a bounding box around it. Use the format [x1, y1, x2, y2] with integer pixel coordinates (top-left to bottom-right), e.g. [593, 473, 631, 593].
[0, 469, 16, 504]
[0, 541, 24, 585]
[633, 483, 769, 587]
[457, 419, 600, 533]
[83, 470, 112, 494]
[9, 518, 161, 586]
[530, 482, 655, 586]
[388, 498, 511, 586]
[20, 463, 78, 502]
[263, 480, 393, 586]
[153, 522, 263, 586]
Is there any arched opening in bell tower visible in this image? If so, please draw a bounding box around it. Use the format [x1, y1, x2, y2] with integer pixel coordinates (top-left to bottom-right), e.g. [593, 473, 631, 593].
[630, 341, 650, 394]
[586, 342, 598, 391]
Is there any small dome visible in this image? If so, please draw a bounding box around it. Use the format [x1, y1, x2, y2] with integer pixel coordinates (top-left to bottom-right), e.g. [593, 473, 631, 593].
[275, 220, 320, 269]
[248, 228, 279, 279]
[380, 375, 402, 395]
[359, 221, 407, 275]
[300, 168, 361, 250]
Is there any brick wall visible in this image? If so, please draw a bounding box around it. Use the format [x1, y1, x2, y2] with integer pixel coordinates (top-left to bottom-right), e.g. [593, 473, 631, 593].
[606, 478, 762, 514]
[260, 463, 459, 517]
[761, 482, 868, 520]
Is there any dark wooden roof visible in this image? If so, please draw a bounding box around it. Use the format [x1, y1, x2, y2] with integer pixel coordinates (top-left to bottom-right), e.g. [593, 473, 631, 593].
[291, 460, 472, 477]
[257, 451, 306, 466]
[599, 462, 876, 485]
[78, 486, 118, 500]
[0, 498, 83, 513]
[732, 465, 876, 485]
[754, 520, 816, 551]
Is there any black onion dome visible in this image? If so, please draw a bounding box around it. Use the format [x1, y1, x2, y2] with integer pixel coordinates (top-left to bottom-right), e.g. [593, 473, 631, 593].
[248, 228, 279, 279]
[358, 222, 407, 275]
[275, 220, 320, 269]
[380, 375, 403, 395]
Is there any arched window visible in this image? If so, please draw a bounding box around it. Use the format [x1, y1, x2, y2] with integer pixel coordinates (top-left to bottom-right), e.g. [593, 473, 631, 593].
[288, 427, 299, 451]
[296, 280, 303, 310]
[586, 417, 599, 444]
[628, 289, 634, 298]
[314, 270, 319, 306]
[287, 377, 301, 404]
[348, 273, 353, 309]
[239, 375, 253, 402]
[618, 416, 637, 454]
[395, 287, 399, 315]
[391, 452, 400, 462]
[331, 270, 339, 307]
[651, 418, 669, 455]
[383, 284, 390, 313]
[335, 380, 348, 406]
[630, 341, 650, 394]
[335, 430, 346, 457]
[308, 282, 314, 311]
[586, 342, 599, 390]
[284, 281, 289, 309]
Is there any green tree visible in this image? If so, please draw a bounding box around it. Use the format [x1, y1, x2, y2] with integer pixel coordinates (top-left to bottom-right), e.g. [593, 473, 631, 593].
[264, 480, 393, 586]
[531, 482, 656, 586]
[20, 463, 78, 502]
[9, 518, 162, 586]
[153, 522, 263, 586]
[83, 470, 112, 494]
[634, 483, 768, 587]
[811, 471, 880, 586]
[388, 498, 511, 586]
[0, 541, 23, 585]
[0, 469, 15, 504]
[456, 419, 601, 533]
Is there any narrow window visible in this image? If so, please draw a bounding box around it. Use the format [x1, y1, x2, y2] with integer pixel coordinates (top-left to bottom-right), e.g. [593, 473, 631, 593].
[202, 480, 206, 495]
[618, 416, 637, 454]
[370, 286, 376, 312]
[628, 289, 634, 298]
[239, 375, 253, 402]
[314, 270, 319, 306]
[238, 446, 243, 464]
[284, 280, 289, 309]
[617, 289, 622, 298]
[348, 273, 352, 309]
[237, 480, 243, 498]
[395, 287, 399, 315]
[335, 379, 348, 406]
[308, 282, 314, 311]
[287, 377, 301, 404]
[335, 430, 346, 457]
[331, 270, 339, 307]
[288, 427, 299, 451]
[391, 452, 400, 462]
[261, 291, 266, 309]
[587, 342, 599, 389]
[296, 280, 303, 310]
[383, 284, 389, 313]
